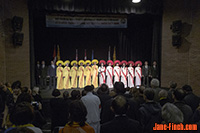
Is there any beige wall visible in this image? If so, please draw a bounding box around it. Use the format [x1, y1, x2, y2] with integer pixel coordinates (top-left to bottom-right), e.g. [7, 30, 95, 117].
[161, 0, 200, 95]
[0, 0, 30, 87]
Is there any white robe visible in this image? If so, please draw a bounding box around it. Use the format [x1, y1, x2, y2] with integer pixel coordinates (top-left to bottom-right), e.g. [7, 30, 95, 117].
[98, 66, 106, 86]
[135, 66, 142, 86]
[121, 67, 128, 88]
[114, 66, 121, 83]
[128, 67, 135, 88]
[106, 66, 114, 88]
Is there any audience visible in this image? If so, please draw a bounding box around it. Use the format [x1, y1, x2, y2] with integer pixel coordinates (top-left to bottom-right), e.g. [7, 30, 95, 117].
[81, 85, 101, 133]
[172, 88, 193, 124]
[158, 89, 169, 106]
[59, 100, 95, 133]
[139, 88, 162, 133]
[5, 102, 42, 133]
[182, 85, 200, 112]
[101, 95, 141, 133]
[0, 79, 199, 133]
[162, 103, 184, 123]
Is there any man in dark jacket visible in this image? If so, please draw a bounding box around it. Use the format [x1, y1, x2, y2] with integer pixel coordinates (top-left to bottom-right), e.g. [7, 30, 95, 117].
[173, 88, 193, 124]
[101, 82, 139, 123]
[139, 88, 162, 133]
[47, 61, 56, 89]
[142, 61, 151, 87]
[182, 85, 200, 112]
[40, 61, 48, 89]
[101, 95, 141, 133]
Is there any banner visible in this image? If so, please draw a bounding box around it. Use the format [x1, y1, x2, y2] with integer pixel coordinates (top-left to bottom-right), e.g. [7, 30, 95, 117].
[46, 14, 127, 28]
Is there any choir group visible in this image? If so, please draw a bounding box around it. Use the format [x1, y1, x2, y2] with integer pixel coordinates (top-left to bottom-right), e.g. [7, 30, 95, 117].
[55, 59, 143, 89]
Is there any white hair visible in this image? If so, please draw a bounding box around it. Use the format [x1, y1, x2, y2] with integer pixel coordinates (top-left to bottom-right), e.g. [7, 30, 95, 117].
[150, 78, 160, 87]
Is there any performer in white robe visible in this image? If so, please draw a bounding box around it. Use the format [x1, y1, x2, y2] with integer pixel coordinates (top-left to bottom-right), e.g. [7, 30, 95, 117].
[98, 60, 106, 86]
[135, 61, 142, 87]
[106, 60, 114, 88]
[127, 61, 135, 88]
[114, 60, 121, 83]
[121, 60, 128, 88]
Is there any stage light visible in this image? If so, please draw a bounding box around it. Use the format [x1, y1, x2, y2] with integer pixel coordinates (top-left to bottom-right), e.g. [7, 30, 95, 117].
[132, 0, 141, 3]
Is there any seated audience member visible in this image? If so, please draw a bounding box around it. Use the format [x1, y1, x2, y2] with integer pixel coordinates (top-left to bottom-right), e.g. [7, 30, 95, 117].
[5, 82, 13, 94]
[182, 85, 200, 112]
[81, 90, 87, 97]
[158, 89, 169, 106]
[5, 102, 42, 133]
[162, 103, 184, 123]
[173, 88, 193, 124]
[102, 82, 139, 123]
[100, 95, 141, 133]
[70, 90, 81, 101]
[81, 85, 101, 133]
[167, 81, 177, 103]
[14, 92, 46, 128]
[61, 91, 71, 125]
[59, 100, 95, 133]
[50, 89, 65, 131]
[139, 88, 162, 133]
[133, 86, 145, 108]
[150, 78, 161, 102]
[32, 87, 42, 104]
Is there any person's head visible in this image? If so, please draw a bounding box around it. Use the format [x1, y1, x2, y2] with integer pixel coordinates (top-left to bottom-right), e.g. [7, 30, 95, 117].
[93, 62, 96, 65]
[153, 61, 157, 66]
[162, 103, 184, 123]
[84, 85, 94, 93]
[143, 88, 155, 101]
[144, 61, 148, 65]
[137, 63, 140, 67]
[173, 88, 185, 101]
[58, 63, 62, 67]
[51, 61, 54, 65]
[111, 95, 128, 115]
[129, 63, 132, 67]
[37, 61, 40, 64]
[87, 63, 90, 66]
[81, 90, 87, 97]
[98, 84, 109, 95]
[123, 63, 126, 67]
[108, 63, 111, 66]
[69, 100, 87, 127]
[10, 102, 34, 126]
[63, 90, 69, 99]
[114, 82, 126, 94]
[182, 85, 193, 93]
[11, 80, 21, 90]
[52, 89, 61, 97]
[169, 81, 177, 89]
[80, 63, 83, 66]
[21, 87, 29, 93]
[71, 90, 81, 100]
[150, 78, 160, 88]
[16, 93, 32, 104]
[32, 87, 39, 95]
[5, 82, 11, 88]
[41, 61, 45, 65]
[101, 63, 104, 66]
[73, 63, 76, 66]
[158, 89, 168, 99]
[116, 63, 119, 66]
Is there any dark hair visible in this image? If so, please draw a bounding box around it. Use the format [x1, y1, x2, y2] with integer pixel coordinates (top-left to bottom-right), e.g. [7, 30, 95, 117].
[173, 88, 185, 101]
[182, 85, 192, 92]
[68, 100, 87, 127]
[16, 93, 32, 104]
[114, 82, 126, 94]
[97, 84, 109, 95]
[81, 90, 87, 97]
[169, 81, 177, 89]
[84, 85, 93, 92]
[71, 90, 81, 100]
[52, 89, 61, 97]
[10, 102, 34, 126]
[21, 87, 29, 93]
[11, 80, 21, 90]
[63, 90, 69, 99]
[111, 95, 128, 115]
[143, 88, 155, 100]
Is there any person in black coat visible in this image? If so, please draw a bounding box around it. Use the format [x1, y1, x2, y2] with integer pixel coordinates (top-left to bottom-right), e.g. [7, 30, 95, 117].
[173, 88, 193, 124]
[101, 82, 139, 124]
[182, 85, 200, 112]
[101, 95, 141, 133]
[139, 88, 162, 133]
[47, 61, 56, 89]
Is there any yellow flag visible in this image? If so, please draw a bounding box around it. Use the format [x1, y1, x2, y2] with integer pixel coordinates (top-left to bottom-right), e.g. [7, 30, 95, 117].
[113, 46, 116, 66]
[57, 45, 60, 60]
